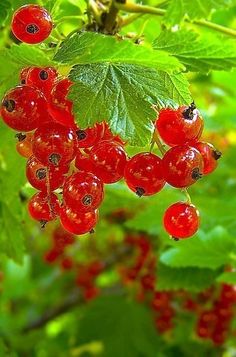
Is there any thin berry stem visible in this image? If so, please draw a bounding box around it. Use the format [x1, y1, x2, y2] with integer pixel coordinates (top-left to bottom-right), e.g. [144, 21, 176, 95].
[116, 2, 236, 38]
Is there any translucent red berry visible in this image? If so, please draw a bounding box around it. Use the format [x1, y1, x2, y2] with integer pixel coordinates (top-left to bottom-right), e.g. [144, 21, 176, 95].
[63, 172, 104, 212]
[76, 124, 104, 148]
[28, 192, 60, 224]
[190, 142, 222, 175]
[11, 5, 53, 44]
[16, 132, 33, 158]
[1, 86, 49, 131]
[90, 141, 127, 183]
[26, 156, 68, 192]
[163, 202, 200, 239]
[32, 122, 77, 167]
[162, 145, 204, 188]
[124, 152, 165, 196]
[75, 150, 96, 172]
[156, 103, 203, 146]
[49, 78, 75, 128]
[26, 67, 58, 97]
[60, 206, 98, 235]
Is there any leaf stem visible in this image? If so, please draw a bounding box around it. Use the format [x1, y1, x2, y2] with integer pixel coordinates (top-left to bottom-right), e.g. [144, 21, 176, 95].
[116, 2, 236, 38]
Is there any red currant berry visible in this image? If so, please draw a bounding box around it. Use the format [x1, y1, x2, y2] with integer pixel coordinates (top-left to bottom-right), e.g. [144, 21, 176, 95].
[124, 152, 165, 196]
[60, 206, 98, 235]
[60, 257, 74, 271]
[1, 86, 49, 132]
[53, 225, 75, 249]
[156, 103, 203, 146]
[63, 172, 104, 212]
[163, 202, 200, 239]
[16, 132, 33, 158]
[26, 67, 58, 97]
[20, 67, 31, 84]
[49, 78, 75, 128]
[75, 149, 96, 172]
[190, 142, 222, 175]
[162, 145, 203, 188]
[28, 192, 60, 225]
[32, 122, 77, 167]
[76, 124, 104, 148]
[11, 5, 53, 44]
[90, 141, 127, 183]
[26, 156, 68, 192]
[44, 248, 62, 264]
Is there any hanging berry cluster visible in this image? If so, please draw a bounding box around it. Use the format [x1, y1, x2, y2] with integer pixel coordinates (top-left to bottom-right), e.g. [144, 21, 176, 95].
[119, 233, 175, 334]
[0, 5, 222, 239]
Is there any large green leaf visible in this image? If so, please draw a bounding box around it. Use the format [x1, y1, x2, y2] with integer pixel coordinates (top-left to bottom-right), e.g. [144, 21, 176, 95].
[0, 0, 11, 26]
[157, 263, 219, 292]
[54, 31, 183, 72]
[160, 227, 236, 269]
[153, 29, 236, 72]
[77, 296, 160, 357]
[68, 64, 191, 146]
[164, 0, 232, 26]
[0, 44, 54, 99]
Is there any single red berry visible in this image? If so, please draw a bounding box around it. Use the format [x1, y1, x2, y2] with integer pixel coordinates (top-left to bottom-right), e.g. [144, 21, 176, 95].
[163, 202, 200, 239]
[87, 261, 104, 276]
[49, 78, 75, 128]
[53, 225, 75, 249]
[26, 156, 68, 192]
[32, 122, 77, 167]
[162, 145, 204, 188]
[60, 257, 74, 270]
[124, 152, 165, 196]
[141, 274, 155, 291]
[11, 5, 53, 44]
[84, 286, 100, 301]
[28, 191, 60, 225]
[90, 141, 127, 183]
[26, 67, 58, 97]
[190, 141, 222, 175]
[63, 172, 104, 212]
[16, 132, 33, 158]
[156, 103, 203, 146]
[76, 124, 104, 148]
[60, 206, 98, 235]
[20, 67, 31, 84]
[75, 149, 96, 172]
[1, 86, 49, 131]
[44, 248, 62, 264]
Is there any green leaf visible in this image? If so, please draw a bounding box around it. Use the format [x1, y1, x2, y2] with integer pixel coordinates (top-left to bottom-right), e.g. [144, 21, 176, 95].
[160, 227, 236, 269]
[68, 64, 191, 146]
[54, 31, 184, 73]
[153, 29, 236, 72]
[77, 296, 160, 357]
[157, 263, 219, 292]
[0, 44, 54, 98]
[0, 0, 11, 26]
[0, 123, 26, 263]
[217, 271, 236, 284]
[164, 0, 232, 26]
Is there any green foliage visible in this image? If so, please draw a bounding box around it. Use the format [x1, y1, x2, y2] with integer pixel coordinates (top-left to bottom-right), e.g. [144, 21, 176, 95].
[160, 227, 236, 269]
[157, 263, 219, 292]
[164, 0, 232, 25]
[77, 296, 160, 357]
[217, 271, 236, 284]
[0, 0, 11, 26]
[153, 29, 236, 72]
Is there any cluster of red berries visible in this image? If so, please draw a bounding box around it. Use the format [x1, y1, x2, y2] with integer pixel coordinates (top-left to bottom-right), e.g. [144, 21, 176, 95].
[196, 284, 236, 345]
[1, 5, 222, 240]
[44, 225, 104, 301]
[119, 234, 174, 334]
